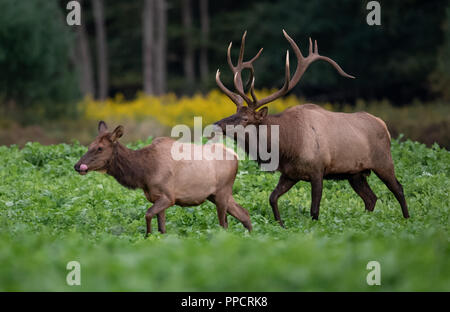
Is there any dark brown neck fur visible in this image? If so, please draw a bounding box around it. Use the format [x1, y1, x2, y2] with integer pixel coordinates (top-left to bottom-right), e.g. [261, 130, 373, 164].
[106, 143, 146, 190]
[236, 113, 293, 169]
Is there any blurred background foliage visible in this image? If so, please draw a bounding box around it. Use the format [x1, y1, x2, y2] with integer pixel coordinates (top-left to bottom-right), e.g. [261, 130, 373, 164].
[79, 92, 450, 148]
[0, 0, 449, 147]
[0, 0, 79, 118]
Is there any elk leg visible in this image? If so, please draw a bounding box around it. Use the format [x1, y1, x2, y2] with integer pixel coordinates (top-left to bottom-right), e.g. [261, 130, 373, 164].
[216, 207, 228, 229]
[226, 199, 253, 232]
[310, 177, 323, 220]
[269, 174, 298, 227]
[214, 197, 229, 229]
[348, 173, 377, 211]
[157, 210, 166, 234]
[145, 197, 172, 237]
[373, 168, 409, 218]
[209, 195, 228, 228]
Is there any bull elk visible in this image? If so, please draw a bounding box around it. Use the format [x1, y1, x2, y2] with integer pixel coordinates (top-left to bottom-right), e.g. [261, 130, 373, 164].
[74, 121, 252, 236]
[214, 30, 409, 225]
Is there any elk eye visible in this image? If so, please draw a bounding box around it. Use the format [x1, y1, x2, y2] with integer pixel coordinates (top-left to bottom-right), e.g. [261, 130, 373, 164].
[242, 117, 249, 122]
[97, 147, 103, 152]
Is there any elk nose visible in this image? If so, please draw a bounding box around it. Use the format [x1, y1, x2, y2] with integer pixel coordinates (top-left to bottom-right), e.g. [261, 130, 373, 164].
[74, 163, 80, 172]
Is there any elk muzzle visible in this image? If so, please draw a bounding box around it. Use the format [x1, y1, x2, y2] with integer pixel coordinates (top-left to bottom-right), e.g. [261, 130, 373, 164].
[74, 163, 89, 175]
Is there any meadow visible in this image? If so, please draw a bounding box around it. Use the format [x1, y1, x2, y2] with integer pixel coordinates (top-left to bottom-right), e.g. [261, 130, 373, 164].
[0, 136, 448, 291]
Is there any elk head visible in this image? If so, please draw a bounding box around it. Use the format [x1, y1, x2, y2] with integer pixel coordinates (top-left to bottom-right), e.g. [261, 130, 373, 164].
[214, 30, 354, 131]
[74, 121, 124, 175]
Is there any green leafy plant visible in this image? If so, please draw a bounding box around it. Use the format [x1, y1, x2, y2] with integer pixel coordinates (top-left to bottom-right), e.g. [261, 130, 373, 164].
[0, 139, 448, 291]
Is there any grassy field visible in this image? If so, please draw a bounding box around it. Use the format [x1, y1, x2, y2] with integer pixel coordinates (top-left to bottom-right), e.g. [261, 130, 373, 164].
[0, 138, 449, 291]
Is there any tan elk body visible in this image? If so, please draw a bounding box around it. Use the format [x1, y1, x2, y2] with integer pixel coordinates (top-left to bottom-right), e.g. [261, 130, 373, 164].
[214, 30, 409, 224]
[74, 121, 252, 235]
[268, 104, 392, 177]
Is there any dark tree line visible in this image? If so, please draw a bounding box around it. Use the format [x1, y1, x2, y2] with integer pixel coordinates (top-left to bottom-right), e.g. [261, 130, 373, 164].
[0, 0, 449, 118]
[142, 0, 167, 95]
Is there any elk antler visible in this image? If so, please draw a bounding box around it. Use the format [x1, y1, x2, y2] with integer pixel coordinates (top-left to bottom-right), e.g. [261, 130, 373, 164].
[216, 31, 263, 109]
[216, 30, 355, 111]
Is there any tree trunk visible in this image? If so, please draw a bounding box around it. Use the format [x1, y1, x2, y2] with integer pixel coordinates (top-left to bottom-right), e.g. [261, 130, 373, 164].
[143, 0, 155, 95]
[199, 0, 209, 85]
[93, 0, 109, 100]
[72, 0, 95, 97]
[182, 0, 195, 92]
[154, 0, 167, 95]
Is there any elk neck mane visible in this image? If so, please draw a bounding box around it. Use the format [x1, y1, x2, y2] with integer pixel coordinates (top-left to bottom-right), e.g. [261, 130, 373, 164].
[265, 112, 306, 159]
[241, 112, 301, 166]
[106, 142, 146, 190]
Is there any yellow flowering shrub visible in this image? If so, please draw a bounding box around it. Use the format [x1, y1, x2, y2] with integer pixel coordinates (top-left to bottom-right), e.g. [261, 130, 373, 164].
[77, 93, 449, 148]
[80, 89, 306, 127]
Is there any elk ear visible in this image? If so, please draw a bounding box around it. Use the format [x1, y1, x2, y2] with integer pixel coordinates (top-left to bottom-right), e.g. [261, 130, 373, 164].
[98, 121, 108, 134]
[256, 107, 268, 120]
[110, 125, 124, 142]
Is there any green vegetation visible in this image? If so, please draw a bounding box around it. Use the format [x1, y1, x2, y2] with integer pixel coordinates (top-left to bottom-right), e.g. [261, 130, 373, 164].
[0, 0, 78, 119]
[0, 139, 449, 291]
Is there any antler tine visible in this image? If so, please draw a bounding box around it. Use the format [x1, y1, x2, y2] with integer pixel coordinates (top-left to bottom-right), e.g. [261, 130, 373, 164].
[283, 50, 291, 91]
[251, 49, 291, 109]
[283, 29, 304, 59]
[283, 30, 355, 93]
[311, 40, 355, 79]
[247, 47, 263, 64]
[216, 69, 243, 108]
[315, 55, 355, 79]
[235, 31, 262, 97]
[233, 72, 254, 105]
[244, 48, 263, 91]
[223, 31, 264, 107]
[250, 77, 257, 104]
[227, 42, 234, 69]
[244, 67, 255, 91]
[238, 31, 247, 66]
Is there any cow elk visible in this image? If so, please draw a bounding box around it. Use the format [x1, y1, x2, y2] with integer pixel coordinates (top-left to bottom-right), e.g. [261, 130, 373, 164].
[74, 121, 252, 236]
[214, 30, 409, 225]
